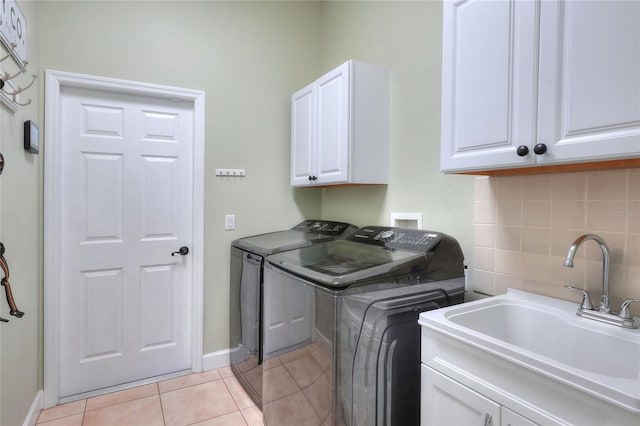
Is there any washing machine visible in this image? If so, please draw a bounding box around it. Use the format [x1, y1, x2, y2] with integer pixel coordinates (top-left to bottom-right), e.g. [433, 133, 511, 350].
[261, 226, 465, 426]
[229, 220, 358, 407]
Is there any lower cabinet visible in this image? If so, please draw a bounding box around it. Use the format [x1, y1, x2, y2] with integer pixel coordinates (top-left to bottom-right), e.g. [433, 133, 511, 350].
[420, 316, 640, 425]
[502, 407, 537, 426]
[421, 365, 538, 426]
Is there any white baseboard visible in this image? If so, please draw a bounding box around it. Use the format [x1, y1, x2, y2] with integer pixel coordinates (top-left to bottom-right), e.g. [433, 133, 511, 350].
[202, 347, 244, 371]
[23, 390, 43, 426]
[202, 348, 231, 371]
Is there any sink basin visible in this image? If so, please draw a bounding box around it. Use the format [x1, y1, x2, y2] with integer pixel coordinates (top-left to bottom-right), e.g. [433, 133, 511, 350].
[419, 289, 640, 413]
[447, 299, 640, 379]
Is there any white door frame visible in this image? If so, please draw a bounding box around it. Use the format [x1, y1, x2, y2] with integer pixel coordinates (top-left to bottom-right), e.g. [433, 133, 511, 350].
[43, 70, 205, 408]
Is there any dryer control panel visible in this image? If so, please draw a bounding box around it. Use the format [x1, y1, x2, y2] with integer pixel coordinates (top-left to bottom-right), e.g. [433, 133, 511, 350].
[293, 220, 356, 236]
[347, 226, 444, 253]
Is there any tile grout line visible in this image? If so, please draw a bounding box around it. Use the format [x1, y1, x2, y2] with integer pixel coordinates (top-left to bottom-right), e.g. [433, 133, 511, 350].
[283, 356, 325, 423]
[80, 399, 87, 426]
[42, 370, 237, 426]
[155, 382, 167, 426]
[220, 377, 249, 426]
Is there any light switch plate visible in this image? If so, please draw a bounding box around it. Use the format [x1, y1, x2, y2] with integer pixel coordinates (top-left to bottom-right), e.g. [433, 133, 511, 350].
[225, 214, 235, 231]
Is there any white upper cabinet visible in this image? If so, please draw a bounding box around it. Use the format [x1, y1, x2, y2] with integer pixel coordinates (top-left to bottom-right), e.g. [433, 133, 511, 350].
[291, 83, 316, 186]
[441, 0, 640, 173]
[291, 60, 389, 187]
[440, 0, 538, 172]
[537, 0, 640, 164]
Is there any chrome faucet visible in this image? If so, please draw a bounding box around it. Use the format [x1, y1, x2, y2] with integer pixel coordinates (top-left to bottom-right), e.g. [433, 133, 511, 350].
[564, 234, 610, 313]
[564, 234, 640, 328]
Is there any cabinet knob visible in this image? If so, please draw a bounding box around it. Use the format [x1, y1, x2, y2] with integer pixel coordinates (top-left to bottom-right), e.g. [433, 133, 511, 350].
[516, 145, 529, 157]
[533, 143, 547, 155]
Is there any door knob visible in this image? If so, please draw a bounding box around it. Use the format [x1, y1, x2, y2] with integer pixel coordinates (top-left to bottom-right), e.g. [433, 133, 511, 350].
[171, 246, 189, 256]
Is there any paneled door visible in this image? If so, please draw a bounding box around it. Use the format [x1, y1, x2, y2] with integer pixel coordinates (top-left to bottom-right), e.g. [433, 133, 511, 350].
[440, 0, 537, 172]
[45, 71, 204, 403]
[315, 61, 350, 185]
[290, 82, 315, 186]
[536, 0, 640, 163]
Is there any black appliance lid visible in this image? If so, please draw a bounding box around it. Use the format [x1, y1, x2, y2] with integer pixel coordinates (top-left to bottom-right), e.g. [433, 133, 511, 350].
[269, 240, 422, 277]
[266, 226, 462, 289]
[231, 220, 355, 256]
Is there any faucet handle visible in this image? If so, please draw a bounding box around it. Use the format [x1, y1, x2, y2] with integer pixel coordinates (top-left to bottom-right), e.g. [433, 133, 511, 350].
[564, 285, 594, 310]
[617, 299, 640, 320]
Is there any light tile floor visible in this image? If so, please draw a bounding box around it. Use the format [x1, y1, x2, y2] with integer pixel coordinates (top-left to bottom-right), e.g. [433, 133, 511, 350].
[36, 367, 263, 426]
[233, 342, 333, 426]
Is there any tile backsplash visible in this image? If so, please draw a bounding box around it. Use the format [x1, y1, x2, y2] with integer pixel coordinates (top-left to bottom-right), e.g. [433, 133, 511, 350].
[472, 168, 640, 315]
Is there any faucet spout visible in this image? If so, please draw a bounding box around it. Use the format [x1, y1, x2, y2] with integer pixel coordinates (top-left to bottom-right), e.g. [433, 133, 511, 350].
[563, 234, 610, 314]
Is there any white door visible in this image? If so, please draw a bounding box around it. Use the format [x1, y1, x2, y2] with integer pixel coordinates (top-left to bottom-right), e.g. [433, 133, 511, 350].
[315, 61, 350, 185]
[48, 75, 202, 399]
[290, 83, 315, 186]
[421, 365, 500, 426]
[440, 0, 538, 172]
[537, 0, 640, 164]
[502, 407, 537, 426]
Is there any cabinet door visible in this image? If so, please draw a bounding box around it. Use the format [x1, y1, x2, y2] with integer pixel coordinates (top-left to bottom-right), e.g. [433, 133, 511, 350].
[501, 407, 537, 426]
[422, 365, 501, 426]
[537, 0, 640, 164]
[440, 0, 538, 172]
[315, 61, 350, 184]
[291, 83, 315, 186]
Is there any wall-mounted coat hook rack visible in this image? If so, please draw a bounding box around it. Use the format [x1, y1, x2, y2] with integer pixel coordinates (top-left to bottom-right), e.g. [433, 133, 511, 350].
[0, 42, 16, 63]
[0, 2, 32, 111]
[0, 39, 35, 110]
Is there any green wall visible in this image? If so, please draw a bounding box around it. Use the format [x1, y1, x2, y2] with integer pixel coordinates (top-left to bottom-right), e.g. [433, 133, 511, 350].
[318, 1, 474, 251]
[0, 2, 41, 425]
[37, 0, 324, 357]
[1, 1, 476, 423]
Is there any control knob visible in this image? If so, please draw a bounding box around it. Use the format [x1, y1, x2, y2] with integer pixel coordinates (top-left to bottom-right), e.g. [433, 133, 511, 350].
[379, 230, 396, 242]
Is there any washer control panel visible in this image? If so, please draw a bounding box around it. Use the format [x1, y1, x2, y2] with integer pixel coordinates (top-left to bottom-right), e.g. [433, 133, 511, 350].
[293, 220, 355, 236]
[348, 226, 443, 253]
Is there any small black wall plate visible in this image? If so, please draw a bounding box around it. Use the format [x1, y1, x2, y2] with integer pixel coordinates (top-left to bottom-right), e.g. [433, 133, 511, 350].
[24, 120, 39, 154]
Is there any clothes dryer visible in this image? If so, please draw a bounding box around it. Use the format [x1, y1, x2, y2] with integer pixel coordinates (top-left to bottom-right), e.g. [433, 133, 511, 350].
[229, 220, 357, 407]
[262, 226, 465, 426]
